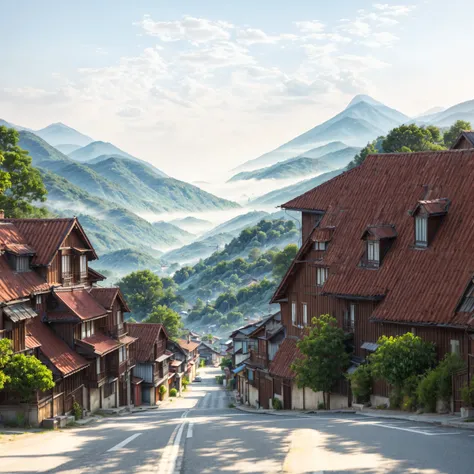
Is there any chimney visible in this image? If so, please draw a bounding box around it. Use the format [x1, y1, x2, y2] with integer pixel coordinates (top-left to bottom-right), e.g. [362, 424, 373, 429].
[187, 334, 191, 344]
[0, 210, 4, 219]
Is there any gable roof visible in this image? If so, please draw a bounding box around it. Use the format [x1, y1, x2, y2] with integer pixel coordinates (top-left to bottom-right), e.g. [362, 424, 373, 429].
[76, 333, 122, 356]
[127, 323, 168, 362]
[178, 338, 200, 352]
[451, 131, 474, 149]
[0, 254, 50, 303]
[2, 218, 97, 266]
[278, 149, 474, 328]
[89, 287, 130, 312]
[197, 341, 220, 354]
[268, 338, 301, 380]
[27, 318, 89, 377]
[55, 289, 107, 321]
[88, 267, 107, 282]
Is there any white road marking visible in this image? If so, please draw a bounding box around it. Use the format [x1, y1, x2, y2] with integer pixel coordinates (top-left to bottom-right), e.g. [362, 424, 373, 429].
[107, 433, 142, 452]
[187, 422, 194, 439]
[372, 423, 461, 436]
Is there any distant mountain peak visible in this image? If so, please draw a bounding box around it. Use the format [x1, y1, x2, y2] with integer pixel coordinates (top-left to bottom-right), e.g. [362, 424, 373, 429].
[346, 94, 384, 109]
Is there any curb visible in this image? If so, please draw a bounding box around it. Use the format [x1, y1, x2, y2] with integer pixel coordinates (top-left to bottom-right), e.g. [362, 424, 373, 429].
[234, 405, 356, 417]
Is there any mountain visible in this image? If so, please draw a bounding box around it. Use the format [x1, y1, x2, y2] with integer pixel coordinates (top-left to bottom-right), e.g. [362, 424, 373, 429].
[153, 221, 195, 245]
[170, 217, 214, 234]
[229, 146, 360, 182]
[202, 211, 270, 238]
[95, 249, 163, 277]
[19, 131, 239, 213]
[162, 233, 234, 265]
[87, 156, 239, 212]
[0, 118, 27, 131]
[35, 122, 94, 147]
[234, 95, 408, 172]
[418, 99, 474, 128]
[40, 171, 191, 252]
[251, 169, 344, 207]
[55, 144, 82, 154]
[293, 141, 350, 159]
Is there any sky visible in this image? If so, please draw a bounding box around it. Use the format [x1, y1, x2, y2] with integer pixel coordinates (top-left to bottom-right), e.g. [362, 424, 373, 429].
[0, 0, 472, 181]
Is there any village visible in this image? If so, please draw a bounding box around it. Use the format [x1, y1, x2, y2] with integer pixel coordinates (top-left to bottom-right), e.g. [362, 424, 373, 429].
[1, 132, 474, 473]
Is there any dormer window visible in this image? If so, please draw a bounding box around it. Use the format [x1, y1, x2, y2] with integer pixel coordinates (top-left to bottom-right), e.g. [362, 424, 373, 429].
[315, 241, 327, 251]
[412, 198, 449, 248]
[316, 267, 328, 286]
[312, 226, 335, 252]
[15, 256, 29, 272]
[361, 225, 397, 268]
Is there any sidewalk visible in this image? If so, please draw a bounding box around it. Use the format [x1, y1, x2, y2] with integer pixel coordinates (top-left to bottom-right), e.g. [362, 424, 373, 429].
[234, 404, 474, 430]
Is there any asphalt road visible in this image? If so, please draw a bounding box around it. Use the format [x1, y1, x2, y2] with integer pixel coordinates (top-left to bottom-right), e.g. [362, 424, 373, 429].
[1, 367, 474, 473]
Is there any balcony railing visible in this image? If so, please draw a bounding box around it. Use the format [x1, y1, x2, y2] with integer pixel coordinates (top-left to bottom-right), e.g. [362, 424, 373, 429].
[62, 272, 73, 286]
[79, 271, 88, 283]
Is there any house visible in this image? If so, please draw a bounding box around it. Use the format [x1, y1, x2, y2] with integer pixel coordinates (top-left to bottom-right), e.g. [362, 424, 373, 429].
[167, 339, 188, 395]
[236, 313, 284, 408]
[177, 337, 200, 382]
[229, 321, 262, 369]
[451, 131, 474, 149]
[127, 323, 173, 405]
[197, 341, 222, 366]
[267, 149, 474, 411]
[0, 216, 136, 425]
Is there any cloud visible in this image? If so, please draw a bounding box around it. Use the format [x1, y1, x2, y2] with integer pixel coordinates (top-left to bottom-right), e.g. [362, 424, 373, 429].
[373, 4, 416, 16]
[337, 54, 390, 71]
[179, 42, 254, 69]
[117, 107, 142, 118]
[339, 19, 371, 37]
[137, 15, 233, 43]
[294, 20, 325, 34]
[361, 31, 399, 48]
[236, 28, 278, 45]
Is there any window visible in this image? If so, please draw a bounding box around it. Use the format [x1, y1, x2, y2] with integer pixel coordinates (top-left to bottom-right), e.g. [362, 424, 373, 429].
[316, 267, 328, 286]
[81, 321, 94, 339]
[96, 357, 101, 375]
[116, 310, 122, 326]
[450, 339, 460, 355]
[302, 303, 308, 326]
[62, 254, 71, 277]
[291, 302, 297, 325]
[315, 241, 327, 251]
[35, 295, 42, 307]
[15, 256, 29, 272]
[242, 341, 248, 354]
[248, 369, 254, 381]
[350, 304, 355, 330]
[415, 216, 428, 246]
[79, 255, 87, 277]
[119, 346, 127, 363]
[367, 241, 380, 264]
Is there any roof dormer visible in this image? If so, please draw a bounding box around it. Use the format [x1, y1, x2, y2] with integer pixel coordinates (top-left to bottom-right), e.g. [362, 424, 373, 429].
[312, 227, 335, 252]
[412, 198, 450, 248]
[360, 225, 397, 268]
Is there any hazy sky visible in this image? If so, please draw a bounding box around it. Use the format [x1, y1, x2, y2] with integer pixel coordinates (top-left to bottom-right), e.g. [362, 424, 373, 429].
[0, 0, 471, 181]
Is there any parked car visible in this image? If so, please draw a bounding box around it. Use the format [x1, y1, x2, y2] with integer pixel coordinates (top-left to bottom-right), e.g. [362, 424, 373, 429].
[194, 376, 202, 382]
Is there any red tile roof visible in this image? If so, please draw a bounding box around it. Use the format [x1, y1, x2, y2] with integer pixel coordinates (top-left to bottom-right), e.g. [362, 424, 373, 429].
[2, 218, 97, 265]
[27, 318, 89, 376]
[77, 334, 121, 356]
[127, 323, 168, 362]
[269, 338, 301, 380]
[178, 339, 200, 352]
[55, 289, 107, 321]
[279, 149, 474, 327]
[119, 335, 138, 345]
[362, 225, 397, 240]
[0, 255, 50, 303]
[89, 287, 130, 312]
[313, 227, 335, 242]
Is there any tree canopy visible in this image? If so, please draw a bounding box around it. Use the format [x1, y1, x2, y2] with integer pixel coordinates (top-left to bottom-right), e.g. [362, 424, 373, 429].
[0, 338, 13, 390]
[143, 304, 183, 339]
[443, 120, 472, 148]
[4, 353, 55, 403]
[292, 314, 349, 409]
[272, 244, 298, 280]
[0, 126, 48, 217]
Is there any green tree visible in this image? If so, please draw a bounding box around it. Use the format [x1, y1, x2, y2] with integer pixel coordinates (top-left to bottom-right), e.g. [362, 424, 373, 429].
[0, 126, 48, 217]
[194, 298, 204, 311]
[248, 247, 261, 262]
[382, 124, 445, 153]
[292, 314, 349, 409]
[5, 353, 54, 403]
[0, 338, 13, 390]
[143, 304, 183, 339]
[272, 244, 298, 280]
[370, 333, 435, 406]
[117, 270, 164, 320]
[347, 141, 378, 169]
[443, 120, 472, 148]
[220, 357, 232, 370]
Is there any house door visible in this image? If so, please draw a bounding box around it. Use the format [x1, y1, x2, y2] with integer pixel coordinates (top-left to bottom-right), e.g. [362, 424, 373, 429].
[283, 382, 292, 410]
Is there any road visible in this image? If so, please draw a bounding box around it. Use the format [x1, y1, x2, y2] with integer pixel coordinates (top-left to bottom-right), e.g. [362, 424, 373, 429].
[1, 366, 474, 473]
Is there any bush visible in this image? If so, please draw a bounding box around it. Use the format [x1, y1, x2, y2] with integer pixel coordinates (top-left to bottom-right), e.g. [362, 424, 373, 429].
[317, 401, 325, 410]
[215, 375, 224, 385]
[272, 398, 283, 410]
[389, 389, 403, 409]
[348, 364, 372, 404]
[170, 388, 178, 397]
[462, 379, 474, 407]
[72, 401, 82, 421]
[159, 385, 167, 395]
[417, 369, 439, 412]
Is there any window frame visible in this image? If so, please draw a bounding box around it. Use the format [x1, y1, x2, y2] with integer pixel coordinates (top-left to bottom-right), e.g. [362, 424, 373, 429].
[315, 241, 327, 251]
[367, 240, 380, 264]
[450, 339, 460, 355]
[316, 267, 328, 286]
[415, 215, 428, 247]
[291, 301, 297, 326]
[302, 303, 308, 326]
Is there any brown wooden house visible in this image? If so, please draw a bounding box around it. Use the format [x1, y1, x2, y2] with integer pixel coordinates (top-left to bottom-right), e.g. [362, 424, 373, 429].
[0, 217, 137, 425]
[177, 337, 200, 382]
[265, 149, 474, 411]
[127, 323, 173, 405]
[451, 131, 474, 150]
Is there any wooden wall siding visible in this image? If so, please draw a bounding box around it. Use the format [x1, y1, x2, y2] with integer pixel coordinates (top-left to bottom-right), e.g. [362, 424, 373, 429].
[11, 322, 26, 352]
[302, 213, 319, 241]
[51, 322, 75, 349]
[63, 229, 87, 248]
[453, 136, 473, 150]
[47, 255, 61, 285]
